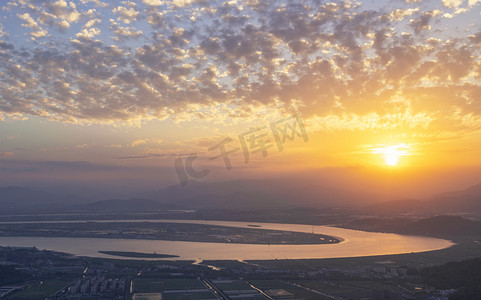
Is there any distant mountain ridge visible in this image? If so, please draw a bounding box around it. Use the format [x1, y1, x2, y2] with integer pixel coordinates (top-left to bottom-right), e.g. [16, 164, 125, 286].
[399, 215, 481, 236]
[0, 178, 376, 213]
[1, 180, 481, 215]
[365, 182, 481, 215]
[343, 215, 481, 238]
[72, 198, 184, 212]
[146, 178, 377, 210]
[0, 186, 91, 212]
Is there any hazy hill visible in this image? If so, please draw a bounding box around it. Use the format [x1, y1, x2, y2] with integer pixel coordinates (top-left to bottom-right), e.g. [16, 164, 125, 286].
[365, 182, 481, 215]
[398, 215, 481, 237]
[0, 179, 372, 213]
[343, 215, 481, 238]
[0, 186, 91, 213]
[147, 178, 375, 210]
[422, 258, 481, 299]
[2, 180, 481, 215]
[426, 182, 481, 213]
[72, 198, 184, 212]
[363, 199, 426, 215]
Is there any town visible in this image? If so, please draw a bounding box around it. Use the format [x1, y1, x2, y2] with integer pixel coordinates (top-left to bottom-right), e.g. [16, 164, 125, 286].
[0, 246, 460, 300]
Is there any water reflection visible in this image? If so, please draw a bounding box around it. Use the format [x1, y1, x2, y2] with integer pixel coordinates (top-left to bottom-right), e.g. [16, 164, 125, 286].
[0, 219, 454, 261]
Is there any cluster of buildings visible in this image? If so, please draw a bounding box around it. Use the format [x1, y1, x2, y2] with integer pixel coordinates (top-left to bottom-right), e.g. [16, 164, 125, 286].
[0, 246, 462, 300]
[66, 276, 128, 298]
[372, 288, 404, 300]
[224, 263, 410, 280]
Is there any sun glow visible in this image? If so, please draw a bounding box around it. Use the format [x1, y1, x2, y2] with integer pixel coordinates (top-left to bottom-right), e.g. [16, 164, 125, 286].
[372, 143, 411, 166]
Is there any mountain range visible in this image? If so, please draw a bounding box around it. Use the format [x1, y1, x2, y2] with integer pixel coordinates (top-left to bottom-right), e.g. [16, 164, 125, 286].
[0, 180, 480, 216]
[365, 182, 481, 216]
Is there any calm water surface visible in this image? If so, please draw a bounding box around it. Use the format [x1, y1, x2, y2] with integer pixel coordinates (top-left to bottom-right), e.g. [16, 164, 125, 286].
[0, 219, 454, 261]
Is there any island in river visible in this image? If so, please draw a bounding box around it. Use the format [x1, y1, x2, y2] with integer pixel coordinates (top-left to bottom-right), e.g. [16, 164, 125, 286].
[98, 251, 179, 258]
[0, 221, 340, 245]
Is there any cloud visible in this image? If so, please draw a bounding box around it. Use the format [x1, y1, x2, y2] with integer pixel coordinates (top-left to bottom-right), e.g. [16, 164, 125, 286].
[0, 0, 479, 141]
[112, 5, 140, 24]
[76, 27, 100, 38]
[105, 144, 123, 148]
[0, 159, 127, 173]
[442, 0, 464, 8]
[115, 153, 165, 159]
[14, 0, 97, 37]
[110, 19, 142, 40]
[131, 139, 148, 147]
[80, 0, 108, 8]
[17, 13, 48, 39]
[307, 111, 434, 132]
[130, 138, 163, 147]
[409, 10, 442, 34]
[0, 152, 14, 159]
[389, 8, 419, 21]
[83, 17, 101, 28]
[46, 0, 81, 23]
[142, 0, 163, 6]
[73, 143, 90, 149]
[171, 0, 195, 7]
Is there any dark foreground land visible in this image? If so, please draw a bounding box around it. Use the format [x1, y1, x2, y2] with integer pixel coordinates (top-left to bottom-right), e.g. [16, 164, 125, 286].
[1, 238, 481, 300]
[1, 211, 481, 299]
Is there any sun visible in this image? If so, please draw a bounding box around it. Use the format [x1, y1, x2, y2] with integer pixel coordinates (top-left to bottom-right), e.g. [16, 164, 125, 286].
[371, 144, 410, 166]
[384, 151, 401, 166]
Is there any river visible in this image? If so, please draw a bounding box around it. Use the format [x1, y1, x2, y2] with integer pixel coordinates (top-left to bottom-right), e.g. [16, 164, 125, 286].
[0, 219, 454, 261]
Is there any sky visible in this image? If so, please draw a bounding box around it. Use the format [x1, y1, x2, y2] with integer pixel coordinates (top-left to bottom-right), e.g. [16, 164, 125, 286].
[0, 0, 480, 199]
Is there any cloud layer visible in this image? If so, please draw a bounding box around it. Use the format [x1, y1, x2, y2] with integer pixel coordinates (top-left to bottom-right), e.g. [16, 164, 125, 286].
[0, 0, 480, 137]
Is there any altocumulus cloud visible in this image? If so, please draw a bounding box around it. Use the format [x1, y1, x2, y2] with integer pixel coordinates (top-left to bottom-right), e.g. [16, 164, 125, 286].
[0, 0, 480, 136]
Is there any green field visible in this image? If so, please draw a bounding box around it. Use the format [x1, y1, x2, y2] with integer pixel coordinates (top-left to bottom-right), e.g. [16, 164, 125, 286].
[133, 278, 218, 300]
[133, 278, 206, 293]
[212, 279, 251, 290]
[163, 291, 217, 300]
[250, 279, 331, 300]
[298, 280, 379, 299]
[5, 279, 71, 300]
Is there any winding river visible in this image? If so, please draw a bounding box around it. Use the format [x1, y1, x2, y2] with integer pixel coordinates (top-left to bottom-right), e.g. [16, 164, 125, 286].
[0, 219, 454, 261]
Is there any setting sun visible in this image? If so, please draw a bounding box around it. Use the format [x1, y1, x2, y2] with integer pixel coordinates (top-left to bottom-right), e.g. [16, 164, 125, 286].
[372, 144, 411, 166]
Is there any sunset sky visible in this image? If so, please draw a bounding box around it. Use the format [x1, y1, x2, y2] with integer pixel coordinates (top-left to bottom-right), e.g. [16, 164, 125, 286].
[0, 0, 481, 199]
